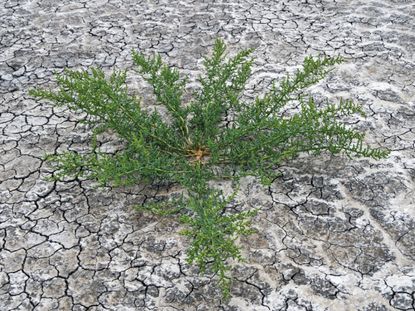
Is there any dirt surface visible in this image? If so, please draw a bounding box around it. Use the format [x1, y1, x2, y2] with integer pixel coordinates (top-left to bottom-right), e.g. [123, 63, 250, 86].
[1, 0, 415, 310]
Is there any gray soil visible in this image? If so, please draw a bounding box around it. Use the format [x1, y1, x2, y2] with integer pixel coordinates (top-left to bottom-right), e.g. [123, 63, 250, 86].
[1, 0, 415, 310]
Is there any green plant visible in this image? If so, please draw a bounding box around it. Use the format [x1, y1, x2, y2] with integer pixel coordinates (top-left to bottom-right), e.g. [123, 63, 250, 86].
[29, 39, 389, 298]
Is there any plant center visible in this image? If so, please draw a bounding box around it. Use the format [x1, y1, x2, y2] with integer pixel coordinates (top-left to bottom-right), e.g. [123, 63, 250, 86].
[188, 146, 210, 163]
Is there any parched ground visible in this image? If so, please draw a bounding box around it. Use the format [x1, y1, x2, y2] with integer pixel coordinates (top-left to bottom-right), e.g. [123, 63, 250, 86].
[1, 0, 415, 310]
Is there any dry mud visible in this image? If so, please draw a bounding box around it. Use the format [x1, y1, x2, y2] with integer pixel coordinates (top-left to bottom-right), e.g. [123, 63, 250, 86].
[1, 0, 415, 310]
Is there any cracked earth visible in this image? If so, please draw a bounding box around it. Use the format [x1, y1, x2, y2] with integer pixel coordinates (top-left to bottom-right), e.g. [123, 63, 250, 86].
[1, 0, 415, 310]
